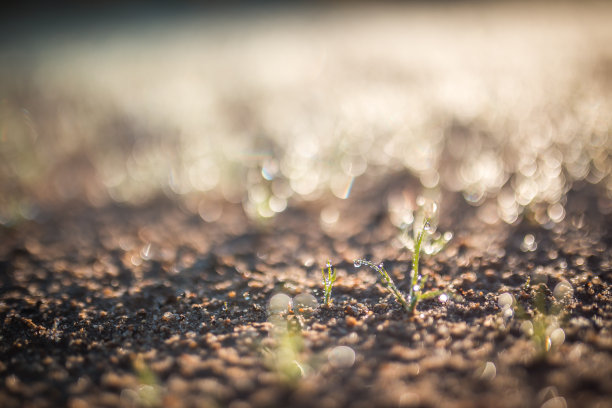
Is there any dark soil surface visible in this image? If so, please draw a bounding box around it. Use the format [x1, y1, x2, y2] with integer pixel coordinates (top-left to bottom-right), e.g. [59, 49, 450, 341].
[1, 176, 610, 408]
[1, 6, 612, 407]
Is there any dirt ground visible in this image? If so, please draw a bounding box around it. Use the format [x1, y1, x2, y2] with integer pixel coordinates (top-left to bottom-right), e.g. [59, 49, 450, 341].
[1, 3, 612, 408]
[1, 174, 610, 408]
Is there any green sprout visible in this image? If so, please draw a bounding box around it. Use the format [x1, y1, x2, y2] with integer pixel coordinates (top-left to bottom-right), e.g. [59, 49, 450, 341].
[263, 296, 311, 385]
[262, 318, 307, 384]
[321, 261, 337, 306]
[121, 354, 162, 407]
[353, 259, 409, 311]
[513, 281, 571, 359]
[355, 217, 446, 314]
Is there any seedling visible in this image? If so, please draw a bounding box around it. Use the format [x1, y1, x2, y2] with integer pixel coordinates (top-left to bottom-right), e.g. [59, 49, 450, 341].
[321, 261, 337, 306]
[262, 317, 307, 384]
[355, 217, 445, 314]
[513, 280, 571, 358]
[264, 294, 311, 384]
[123, 354, 163, 407]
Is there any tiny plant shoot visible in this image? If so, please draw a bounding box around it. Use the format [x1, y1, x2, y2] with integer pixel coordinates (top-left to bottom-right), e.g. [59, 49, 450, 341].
[513, 280, 571, 358]
[407, 218, 445, 312]
[321, 261, 337, 306]
[353, 259, 409, 311]
[355, 217, 445, 314]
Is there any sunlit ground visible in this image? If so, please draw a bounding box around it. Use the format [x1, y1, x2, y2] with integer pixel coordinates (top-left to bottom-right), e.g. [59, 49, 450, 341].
[1, 4, 612, 407]
[1, 1, 611, 224]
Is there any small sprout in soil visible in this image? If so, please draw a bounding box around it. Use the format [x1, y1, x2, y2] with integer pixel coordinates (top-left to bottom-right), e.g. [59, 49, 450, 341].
[262, 316, 307, 384]
[355, 217, 446, 314]
[406, 217, 446, 313]
[264, 293, 314, 384]
[123, 354, 162, 407]
[321, 260, 337, 306]
[514, 281, 572, 358]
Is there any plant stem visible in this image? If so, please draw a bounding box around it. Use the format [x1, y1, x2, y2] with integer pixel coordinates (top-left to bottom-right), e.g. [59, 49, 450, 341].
[322, 263, 336, 306]
[354, 260, 409, 312]
[408, 217, 429, 312]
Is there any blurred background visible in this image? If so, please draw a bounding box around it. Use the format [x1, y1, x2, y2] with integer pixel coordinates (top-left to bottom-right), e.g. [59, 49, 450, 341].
[1, 1, 611, 226]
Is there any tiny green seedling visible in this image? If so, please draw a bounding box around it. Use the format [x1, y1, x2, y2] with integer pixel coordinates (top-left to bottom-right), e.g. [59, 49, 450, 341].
[407, 218, 446, 312]
[355, 217, 446, 314]
[262, 317, 307, 384]
[128, 354, 163, 407]
[264, 295, 316, 385]
[514, 281, 570, 358]
[321, 261, 337, 306]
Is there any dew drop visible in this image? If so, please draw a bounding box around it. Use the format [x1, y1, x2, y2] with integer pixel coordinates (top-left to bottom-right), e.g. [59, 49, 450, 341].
[521, 320, 534, 336]
[549, 327, 565, 347]
[294, 293, 318, 309]
[423, 200, 438, 218]
[328, 346, 356, 368]
[378, 263, 384, 269]
[498, 293, 515, 309]
[478, 361, 496, 381]
[439, 293, 448, 303]
[423, 221, 431, 231]
[354, 260, 362, 268]
[553, 280, 573, 301]
[268, 293, 292, 314]
[413, 285, 421, 292]
[326, 260, 332, 268]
